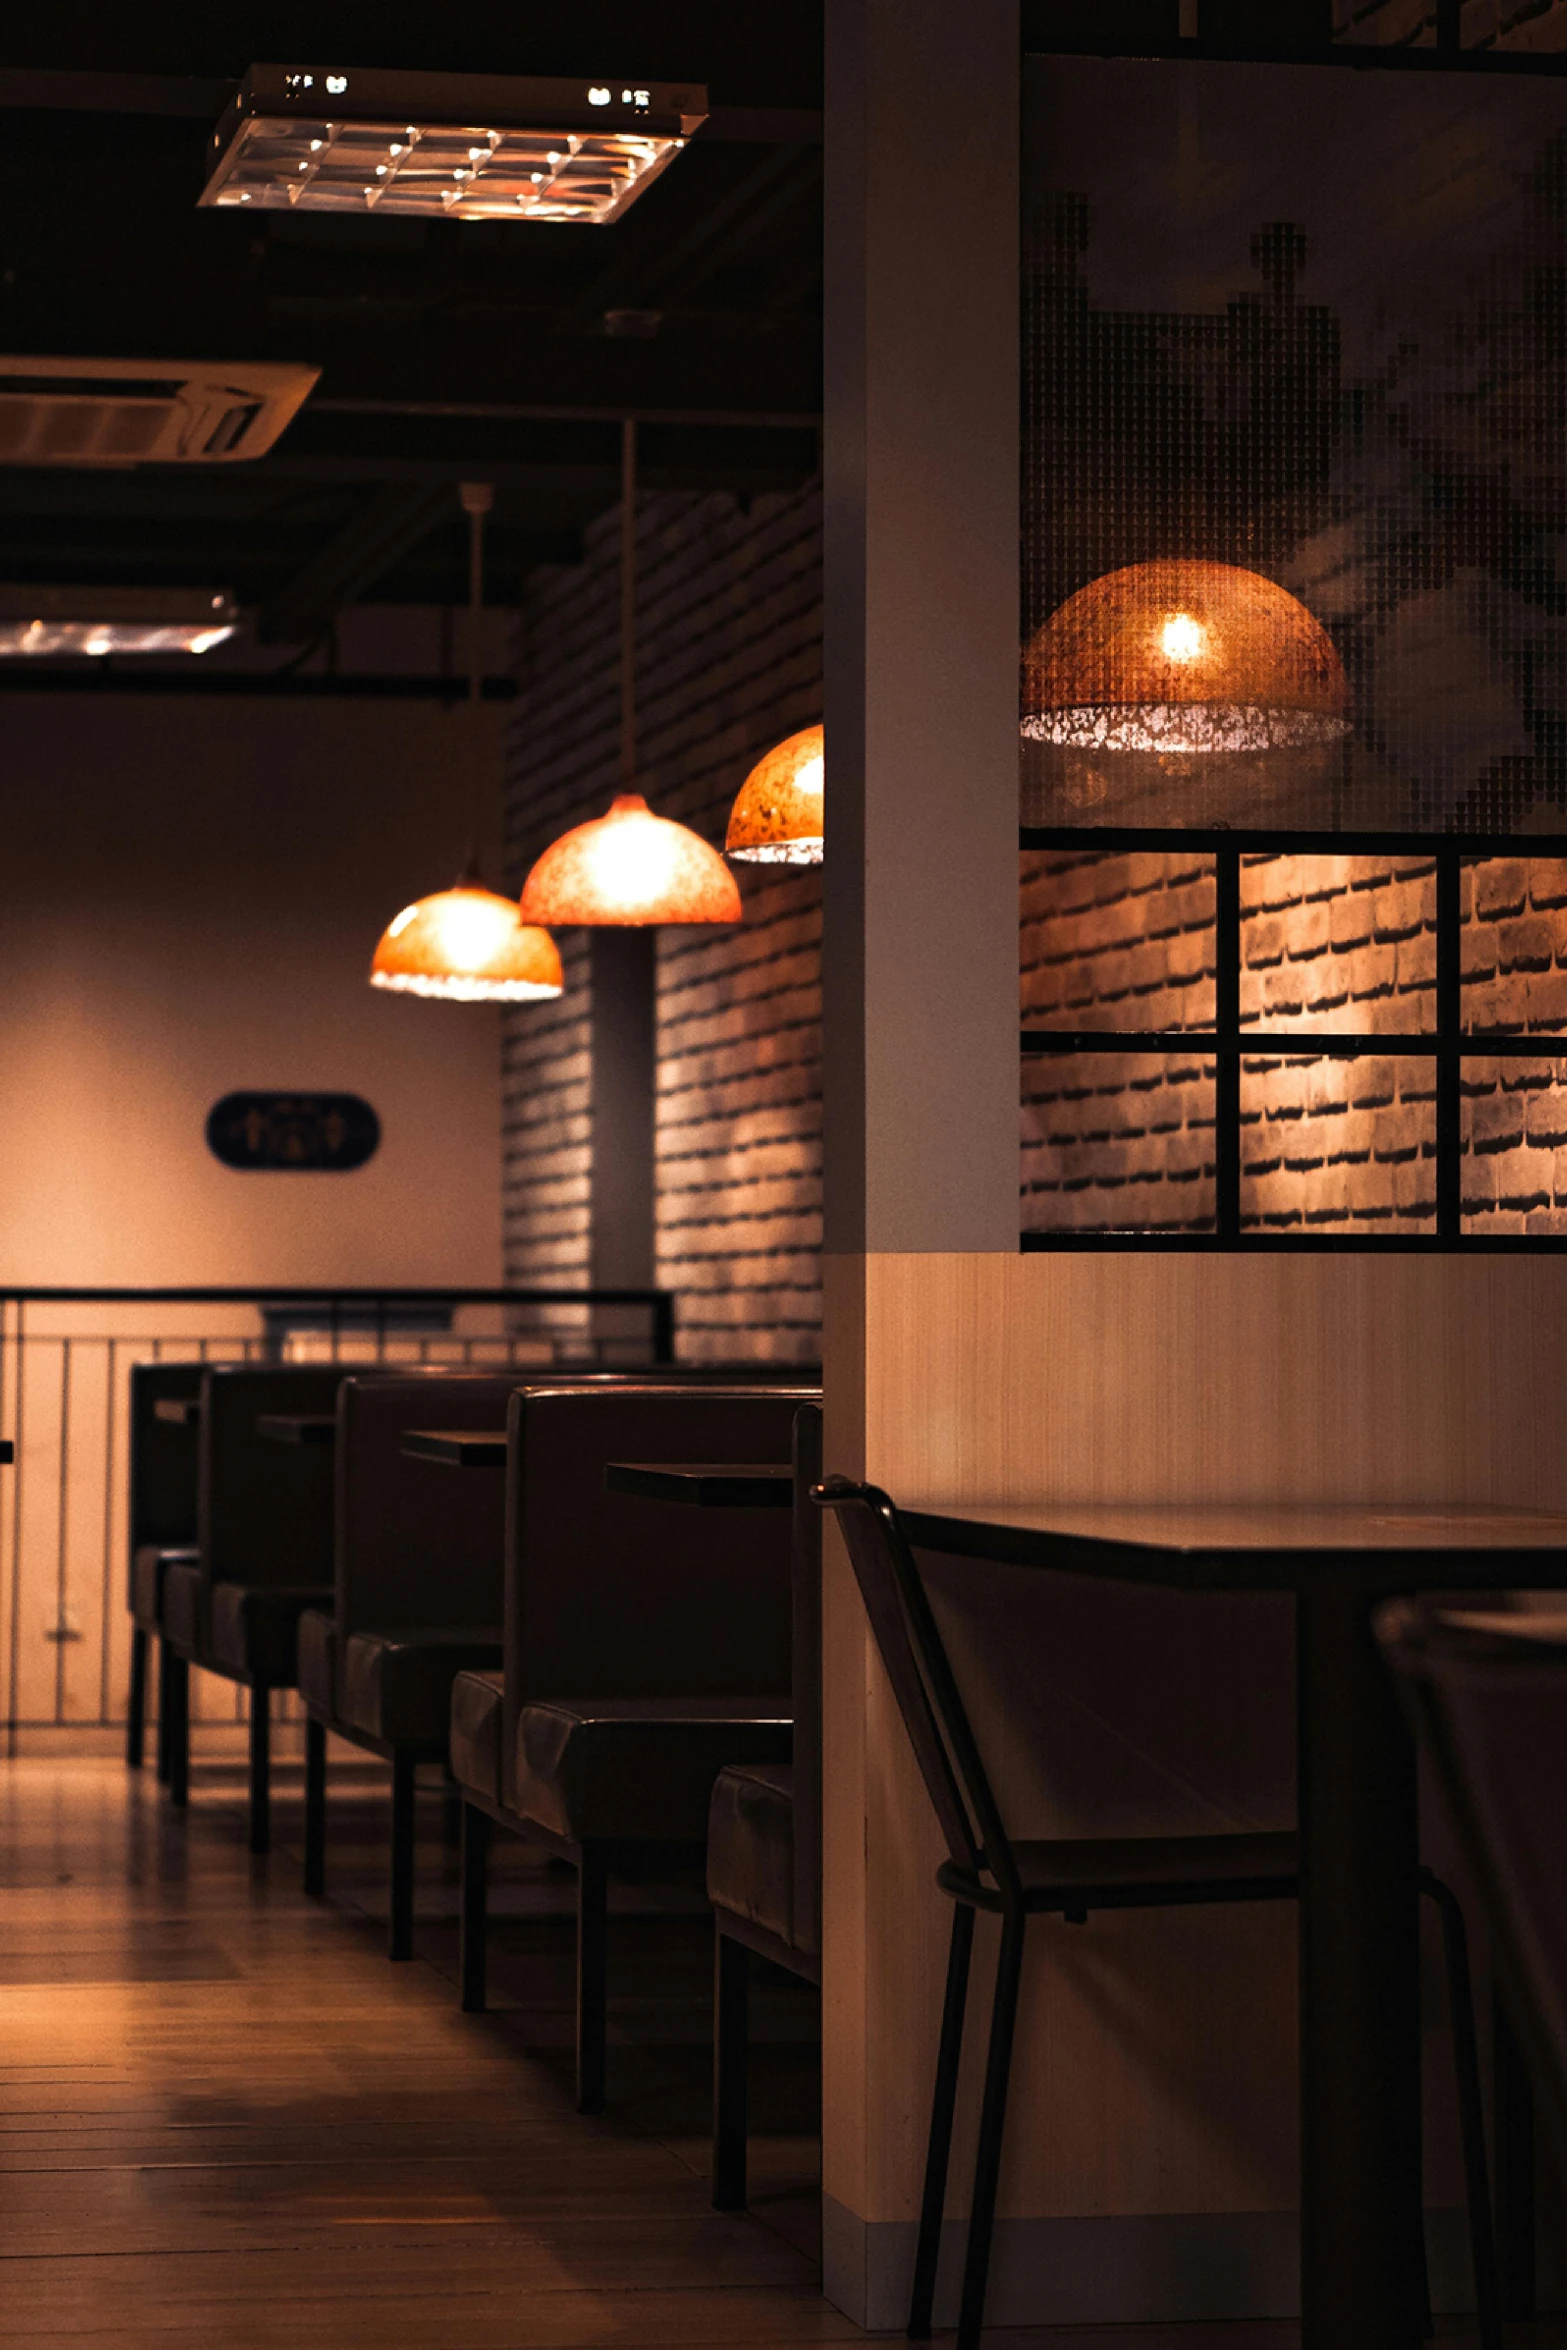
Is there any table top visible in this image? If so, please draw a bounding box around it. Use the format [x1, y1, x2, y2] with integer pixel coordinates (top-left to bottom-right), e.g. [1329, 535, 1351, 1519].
[256, 1413, 337, 1446]
[153, 1398, 201, 1427]
[401, 1428, 508, 1469]
[605, 1462, 792, 1508]
[897, 1499, 1567, 1594]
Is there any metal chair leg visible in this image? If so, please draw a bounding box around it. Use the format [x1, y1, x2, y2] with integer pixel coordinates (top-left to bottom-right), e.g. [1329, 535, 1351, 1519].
[459, 1802, 489, 2013]
[910, 1902, 976, 2340]
[155, 1640, 174, 1785]
[955, 1911, 1026, 2350]
[248, 1686, 271, 1855]
[303, 1716, 327, 1896]
[1494, 1987, 1536, 2321]
[1421, 1874, 1502, 2350]
[127, 1628, 148, 1768]
[712, 1931, 751, 2212]
[577, 1846, 609, 2115]
[389, 1748, 417, 1960]
[167, 1652, 190, 1809]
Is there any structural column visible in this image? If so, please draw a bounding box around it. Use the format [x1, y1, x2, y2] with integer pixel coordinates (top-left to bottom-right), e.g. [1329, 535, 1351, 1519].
[820, 0, 1019, 2323]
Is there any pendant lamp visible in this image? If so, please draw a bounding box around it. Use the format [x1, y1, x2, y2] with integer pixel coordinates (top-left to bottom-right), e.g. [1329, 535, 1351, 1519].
[1021, 560, 1350, 754]
[371, 483, 564, 1002]
[517, 421, 742, 928]
[725, 723, 824, 864]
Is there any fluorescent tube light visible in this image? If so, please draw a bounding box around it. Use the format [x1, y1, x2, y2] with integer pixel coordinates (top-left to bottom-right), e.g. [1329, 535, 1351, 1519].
[201, 65, 706, 224]
[0, 587, 239, 657]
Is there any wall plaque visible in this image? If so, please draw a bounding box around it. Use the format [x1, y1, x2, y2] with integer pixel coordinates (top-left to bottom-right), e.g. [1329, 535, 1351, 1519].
[205, 1092, 380, 1172]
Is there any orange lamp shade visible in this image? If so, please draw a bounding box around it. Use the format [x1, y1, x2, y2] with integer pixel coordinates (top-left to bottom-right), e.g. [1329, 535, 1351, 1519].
[1021, 561, 1350, 754]
[725, 724, 824, 864]
[519, 793, 742, 927]
[370, 886, 564, 1002]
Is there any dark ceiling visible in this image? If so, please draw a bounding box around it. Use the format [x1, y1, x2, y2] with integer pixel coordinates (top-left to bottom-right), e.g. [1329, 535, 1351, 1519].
[0, 6, 823, 675]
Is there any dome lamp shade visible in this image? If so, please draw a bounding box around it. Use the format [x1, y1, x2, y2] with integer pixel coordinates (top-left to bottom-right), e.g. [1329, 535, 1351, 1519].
[370, 885, 564, 1002]
[519, 793, 742, 927]
[1021, 561, 1350, 755]
[725, 723, 824, 864]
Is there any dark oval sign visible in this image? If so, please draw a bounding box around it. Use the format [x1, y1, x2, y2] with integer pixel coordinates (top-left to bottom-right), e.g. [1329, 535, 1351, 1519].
[205, 1092, 380, 1173]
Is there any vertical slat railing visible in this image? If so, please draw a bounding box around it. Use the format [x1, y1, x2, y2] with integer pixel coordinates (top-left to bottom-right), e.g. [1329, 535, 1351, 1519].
[0, 1284, 674, 1737]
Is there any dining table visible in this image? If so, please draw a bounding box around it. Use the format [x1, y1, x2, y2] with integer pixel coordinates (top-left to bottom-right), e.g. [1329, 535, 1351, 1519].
[256, 1413, 337, 1446]
[894, 1496, 1567, 2350]
[400, 1428, 508, 1469]
[603, 1461, 792, 1508]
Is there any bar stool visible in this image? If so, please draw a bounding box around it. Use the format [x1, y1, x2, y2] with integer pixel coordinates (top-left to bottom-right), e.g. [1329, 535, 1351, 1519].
[818, 1478, 1501, 2350]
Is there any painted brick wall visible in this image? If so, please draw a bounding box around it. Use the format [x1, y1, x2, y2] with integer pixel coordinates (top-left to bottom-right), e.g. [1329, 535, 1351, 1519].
[1022, 850, 1567, 1237]
[1021, 851, 1219, 1232]
[1335, 0, 1567, 45]
[502, 483, 823, 1362]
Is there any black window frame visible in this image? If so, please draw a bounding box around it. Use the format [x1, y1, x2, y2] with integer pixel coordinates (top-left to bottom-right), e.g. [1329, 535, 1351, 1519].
[1020, 825, 1567, 1252]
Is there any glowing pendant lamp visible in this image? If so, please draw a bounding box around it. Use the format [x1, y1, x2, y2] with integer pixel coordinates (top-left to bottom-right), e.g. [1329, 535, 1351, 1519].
[371, 883, 564, 1001]
[371, 483, 564, 1002]
[1021, 560, 1350, 754]
[518, 422, 741, 928]
[725, 723, 824, 864]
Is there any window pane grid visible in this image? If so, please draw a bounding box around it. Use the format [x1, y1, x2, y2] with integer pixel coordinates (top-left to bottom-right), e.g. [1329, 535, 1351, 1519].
[1021, 833, 1567, 1249]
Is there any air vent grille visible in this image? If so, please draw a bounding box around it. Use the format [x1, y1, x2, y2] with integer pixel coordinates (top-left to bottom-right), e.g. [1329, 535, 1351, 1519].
[0, 359, 319, 465]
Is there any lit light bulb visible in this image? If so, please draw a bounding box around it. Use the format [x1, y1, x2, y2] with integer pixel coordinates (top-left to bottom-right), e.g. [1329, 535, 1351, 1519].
[309, 138, 323, 152]
[1160, 612, 1205, 664]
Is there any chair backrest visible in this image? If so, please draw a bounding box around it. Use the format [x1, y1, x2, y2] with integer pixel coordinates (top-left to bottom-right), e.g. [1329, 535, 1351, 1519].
[127, 1361, 203, 1599]
[816, 1477, 1019, 1905]
[1377, 1597, 1567, 2162]
[335, 1372, 519, 1632]
[198, 1363, 346, 1593]
[792, 1403, 824, 1958]
[502, 1382, 816, 1799]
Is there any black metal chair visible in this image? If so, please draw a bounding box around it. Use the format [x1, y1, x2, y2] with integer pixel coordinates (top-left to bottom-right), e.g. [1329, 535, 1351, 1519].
[817, 1477, 1501, 2350]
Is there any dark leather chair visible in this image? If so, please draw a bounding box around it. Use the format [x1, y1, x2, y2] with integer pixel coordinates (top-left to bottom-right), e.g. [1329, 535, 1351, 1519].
[125, 1361, 203, 1774]
[161, 1362, 344, 1851]
[708, 1402, 822, 2210]
[819, 1478, 1502, 2350]
[455, 1380, 816, 2112]
[297, 1371, 518, 1959]
[1378, 1596, 1567, 2287]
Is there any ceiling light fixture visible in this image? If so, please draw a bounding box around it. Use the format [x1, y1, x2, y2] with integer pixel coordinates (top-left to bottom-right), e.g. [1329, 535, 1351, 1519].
[725, 723, 824, 864]
[0, 585, 238, 658]
[203, 65, 706, 225]
[371, 483, 564, 1004]
[518, 423, 742, 928]
[1021, 560, 1350, 755]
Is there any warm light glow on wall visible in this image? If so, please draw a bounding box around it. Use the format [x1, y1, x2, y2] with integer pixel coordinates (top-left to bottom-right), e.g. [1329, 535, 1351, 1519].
[370, 886, 563, 1002]
[725, 724, 824, 864]
[519, 793, 742, 926]
[1021, 561, 1350, 754]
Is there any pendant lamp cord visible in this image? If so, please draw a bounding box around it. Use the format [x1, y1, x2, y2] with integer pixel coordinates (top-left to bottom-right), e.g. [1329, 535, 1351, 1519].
[621, 417, 637, 790]
[458, 480, 494, 883]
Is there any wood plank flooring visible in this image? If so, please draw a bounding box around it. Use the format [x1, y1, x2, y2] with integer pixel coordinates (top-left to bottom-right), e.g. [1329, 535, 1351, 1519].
[1, 1754, 1563, 2347]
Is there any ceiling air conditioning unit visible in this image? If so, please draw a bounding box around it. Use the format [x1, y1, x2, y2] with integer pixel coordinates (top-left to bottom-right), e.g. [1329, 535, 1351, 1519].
[0, 357, 319, 466]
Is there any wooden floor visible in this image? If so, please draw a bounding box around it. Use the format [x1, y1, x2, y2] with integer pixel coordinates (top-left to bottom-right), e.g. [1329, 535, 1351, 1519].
[2, 1754, 1564, 2349]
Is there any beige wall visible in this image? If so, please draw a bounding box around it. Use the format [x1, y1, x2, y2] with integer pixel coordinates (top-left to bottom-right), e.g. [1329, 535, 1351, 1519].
[822, 1248, 1567, 2326]
[0, 692, 505, 1289]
